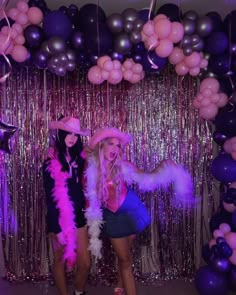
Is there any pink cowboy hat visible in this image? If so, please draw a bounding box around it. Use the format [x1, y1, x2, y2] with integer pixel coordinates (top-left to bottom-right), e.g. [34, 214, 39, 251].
[89, 127, 132, 149]
[49, 116, 90, 136]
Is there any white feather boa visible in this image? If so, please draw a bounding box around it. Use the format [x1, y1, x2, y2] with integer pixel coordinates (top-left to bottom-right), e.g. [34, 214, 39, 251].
[85, 157, 194, 259]
[47, 159, 77, 268]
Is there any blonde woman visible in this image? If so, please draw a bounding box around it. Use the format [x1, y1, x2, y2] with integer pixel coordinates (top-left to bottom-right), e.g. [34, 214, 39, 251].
[84, 127, 193, 295]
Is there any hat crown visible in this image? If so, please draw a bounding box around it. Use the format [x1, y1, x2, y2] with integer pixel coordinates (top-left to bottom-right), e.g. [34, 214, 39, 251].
[61, 117, 81, 132]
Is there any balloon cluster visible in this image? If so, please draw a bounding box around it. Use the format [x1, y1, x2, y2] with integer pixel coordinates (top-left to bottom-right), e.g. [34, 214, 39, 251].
[87, 55, 144, 85]
[141, 14, 184, 58]
[193, 77, 228, 119]
[222, 185, 236, 213]
[224, 138, 236, 161]
[169, 47, 208, 76]
[107, 8, 144, 54]
[2, 1, 43, 62]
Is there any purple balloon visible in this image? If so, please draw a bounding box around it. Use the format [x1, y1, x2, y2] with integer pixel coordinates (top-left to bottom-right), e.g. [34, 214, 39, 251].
[109, 51, 125, 63]
[141, 51, 167, 73]
[43, 10, 73, 41]
[206, 11, 223, 32]
[205, 31, 229, 55]
[33, 50, 48, 69]
[71, 31, 84, 50]
[215, 107, 236, 137]
[229, 266, 236, 291]
[211, 152, 236, 183]
[78, 4, 106, 31]
[213, 131, 228, 145]
[138, 8, 154, 22]
[211, 258, 231, 273]
[195, 266, 228, 295]
[24, 25, 44, 48]
[209, 53, 231, 76]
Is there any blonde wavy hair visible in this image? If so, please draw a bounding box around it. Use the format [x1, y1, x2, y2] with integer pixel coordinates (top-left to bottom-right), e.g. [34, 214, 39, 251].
[92, 138, 124, 205]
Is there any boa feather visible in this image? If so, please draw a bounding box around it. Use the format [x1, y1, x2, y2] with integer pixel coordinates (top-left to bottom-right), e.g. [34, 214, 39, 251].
[85, 158, 194, 259]
[47, 159, 77, 268]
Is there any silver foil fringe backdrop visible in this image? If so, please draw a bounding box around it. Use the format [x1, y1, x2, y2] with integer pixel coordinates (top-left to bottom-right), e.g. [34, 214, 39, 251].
[0, 66, 217, 283]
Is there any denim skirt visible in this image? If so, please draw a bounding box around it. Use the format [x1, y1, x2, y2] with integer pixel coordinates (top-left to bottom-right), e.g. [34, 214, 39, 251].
[102, 189, 151, 238]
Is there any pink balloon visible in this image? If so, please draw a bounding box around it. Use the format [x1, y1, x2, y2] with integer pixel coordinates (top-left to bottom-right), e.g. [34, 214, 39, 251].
[193, 98, 201, 109]
[209, 239, 216, 248]
[229, 250, 236, 265]
[189, 67, 200, 76]
[101, 70, 109, 80]
[1, 26, 10, 35]
[219, 223, 231, 234]
[223, 140, 232, 153]
[230, 182, 236, 189]
[153, 14, 167, 22]
[14, 34, 25, 45]
[200, 58, 208, 69]
[168, 47, 184, 65]
[232, 151, 236, 160]
[199, 104, 218, 120]
[213, 229, 225, 239]
[155, 39, 173, 58]
[87, 66, 104, 84]
[103, 60, 113, 72]
[113, 60, 121, 70]
[210, 93, 220, 104]
[142, 21, 155, 37]
[123, 69, 133, 81]
[123, 59, 133, 70]
[146, 35, 159, 49]
[217, 93, 228, 107]
[0, 33, 12, 53]
[169, 22, 184, 43]
[225, 232, 236, 249]
[223, 201, 236, 213]
[5, 41, 13, 54]
[8, 8, 18, 20]
[10, 28, 18, 39]
[11, 45, 28, 62]
[97, 55, 111, 68]
[132, 63, 143, 74]
[202, 88, 213, 98]
[108, 70, 123, 85]
[17, 1, 29, 13]
[12, 23, 23, 34]
[200, 97, 211, 107]
[175, 61, 188, 76]
[154, 19, 172, 39]
[16, 12, 28, 26]
[27, 7, 43, 25]
[200, 78, 220, 93]
[184, 52, 201, 68]
[130, 73, 142, 84]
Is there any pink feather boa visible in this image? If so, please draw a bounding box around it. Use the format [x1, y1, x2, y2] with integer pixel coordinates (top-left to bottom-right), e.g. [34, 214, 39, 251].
[47, 159, 77, 268]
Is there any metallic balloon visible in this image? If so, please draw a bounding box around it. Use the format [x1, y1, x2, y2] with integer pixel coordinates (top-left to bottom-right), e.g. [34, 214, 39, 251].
[196, 16, 213, 38]
[183, 18, 196, 35]
[121, 8, 138, 22]
[183, 45, 193, 56]
[114, 33, 132, 54]
[33, 50, 48, 69]
[124, 20, 134, 33]
[71, 31, 84, 49]
[66, 49, 76, 62]
[133, 18, 144, 31]
[211, 258, 231, 273]
[183, 10, 199, 21]
[130, 30, 141, 44]
[0, 120, 18, 154]
[48, 36, 67, 55]
[192, 38, 204, 52]
[106, 13, 123, 34]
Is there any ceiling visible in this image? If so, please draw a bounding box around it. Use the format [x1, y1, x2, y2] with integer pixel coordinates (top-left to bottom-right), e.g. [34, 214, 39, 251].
[5, 0, 236, 19]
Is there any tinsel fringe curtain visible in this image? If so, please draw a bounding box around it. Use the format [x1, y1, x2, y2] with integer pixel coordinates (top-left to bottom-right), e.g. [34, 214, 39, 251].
[0, 66, 217, 282]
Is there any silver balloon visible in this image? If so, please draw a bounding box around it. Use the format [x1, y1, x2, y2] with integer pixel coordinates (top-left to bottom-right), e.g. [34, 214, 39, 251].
[66, 61, 76, 72]
[183, 45, 193, 56]
[107, 13, 123, 34]
[124, 20, 134, 33]
[40, 41, 52, 57]
[192, 39, 204, 52]
[54, 66, 67, 77]
[190, 34, 201, 45]
[66, 49, 76, 62]
[114, 32, 132, 54]
[181, 35, 191, 46]
[48, 36, 67, 55]
[130, 30, 141, 44]
[122, 8, 138, 22]
[196, 16, 213, 38]
[183, 10, 199, 21]
[133, 18, 144, 31]
[183, 18, 196, 35]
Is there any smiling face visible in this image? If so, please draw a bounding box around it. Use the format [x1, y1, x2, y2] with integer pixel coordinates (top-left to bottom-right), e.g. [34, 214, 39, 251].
[102, 137, 121, 162]
[64, 133, 79, 148]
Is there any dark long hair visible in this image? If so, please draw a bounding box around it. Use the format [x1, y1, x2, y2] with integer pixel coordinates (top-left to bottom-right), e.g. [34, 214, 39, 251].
[55, 129, 84, 175]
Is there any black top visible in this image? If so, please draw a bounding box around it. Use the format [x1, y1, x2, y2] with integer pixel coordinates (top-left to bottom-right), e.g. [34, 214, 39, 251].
[43, 158, 86, 234]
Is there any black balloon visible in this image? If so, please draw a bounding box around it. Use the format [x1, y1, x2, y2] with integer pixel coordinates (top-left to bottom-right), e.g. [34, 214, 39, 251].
[78, 4, 106, 31]
[0, 120, 18, 154]
[157, 3, 182, 22]
[207, 11, 223, 32]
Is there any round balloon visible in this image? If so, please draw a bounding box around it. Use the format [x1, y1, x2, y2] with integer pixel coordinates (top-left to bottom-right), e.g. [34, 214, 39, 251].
[211, 152, 236, 183]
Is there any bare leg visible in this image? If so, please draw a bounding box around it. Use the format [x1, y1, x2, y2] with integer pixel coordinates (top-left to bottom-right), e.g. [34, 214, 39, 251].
[50, 233, 68, 295]
[116, 235, 135, 289]
[74, 226, 91, 292]
[111, 236, 136, 295]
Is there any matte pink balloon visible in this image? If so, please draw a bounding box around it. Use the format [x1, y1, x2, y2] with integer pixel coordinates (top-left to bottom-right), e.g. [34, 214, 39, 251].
[8, 8, 18, 20]
[87, 66, 104, 84]
[230, 182, 236, 189]
[175, 61, 188, 76]
[210, 93, 220, 104]
[223, 201, 236, 213]
[213, 229, 225, 239]
[232, 151, 236, 160]
[199, 104, 218, 120]
[223, 140, 232, 153]
[168, 47, 184, 65]
[200, 58, 208, 69]
[27, 7, 43, 25]
[154, 14, 167, 22]
[185, 52, 201, 68]
[130, 73, 142, 84]
[16, 12, 28, 26]
[142, 21, 155, 36]
[209, 239, 216, 248]
[189, 67, 200, 76]
[123, 60, 133, 70]
[154, 19, 172, 39]
[217, 93, 228, 107]
[0, 33, 12, 53]
[11, 45, 28, 62]
[1, 26, 10, 35]
[219, 223, 231, 234]
[146, 35, 159, 49]
[225, 232, 236, 249]
[155, 39, 173, 58]
[97, 55, 110, 68]
[101, 70, 109, 80]
[17, 1, 29, 13]
[108, 70, 123, 84]
[193, 98, 201, 109]
[229, 250, 236, 265]
[200, 97, 211, 107]
[12, 23, 23, 34]
[132, 63, 142, 74]
[113, 60, 121, 70]
[202, 88, 213, 98]
[123, 69, 133, 81]
[103, 60, 113, 71]
[169, 22, 184, 43]
[5, 41, 13, 54]
[200, 78, 220, 93]
[15, 34, 25, 45]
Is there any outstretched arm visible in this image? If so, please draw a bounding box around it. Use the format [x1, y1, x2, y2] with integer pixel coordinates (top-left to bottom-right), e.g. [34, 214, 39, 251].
[122, 159, 194, 206]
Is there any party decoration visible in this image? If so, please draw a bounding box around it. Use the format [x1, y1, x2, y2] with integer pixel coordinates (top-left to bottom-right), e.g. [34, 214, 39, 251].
[0, 120, 18, 154]
[211, 152, 236, 184]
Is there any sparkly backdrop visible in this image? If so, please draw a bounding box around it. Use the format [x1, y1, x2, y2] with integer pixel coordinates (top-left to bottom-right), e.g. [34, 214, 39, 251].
[0, 66, 217, 283]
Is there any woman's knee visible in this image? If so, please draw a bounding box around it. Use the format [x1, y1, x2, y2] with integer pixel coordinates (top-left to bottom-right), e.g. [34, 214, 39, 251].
[117, 255, 132, 269]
